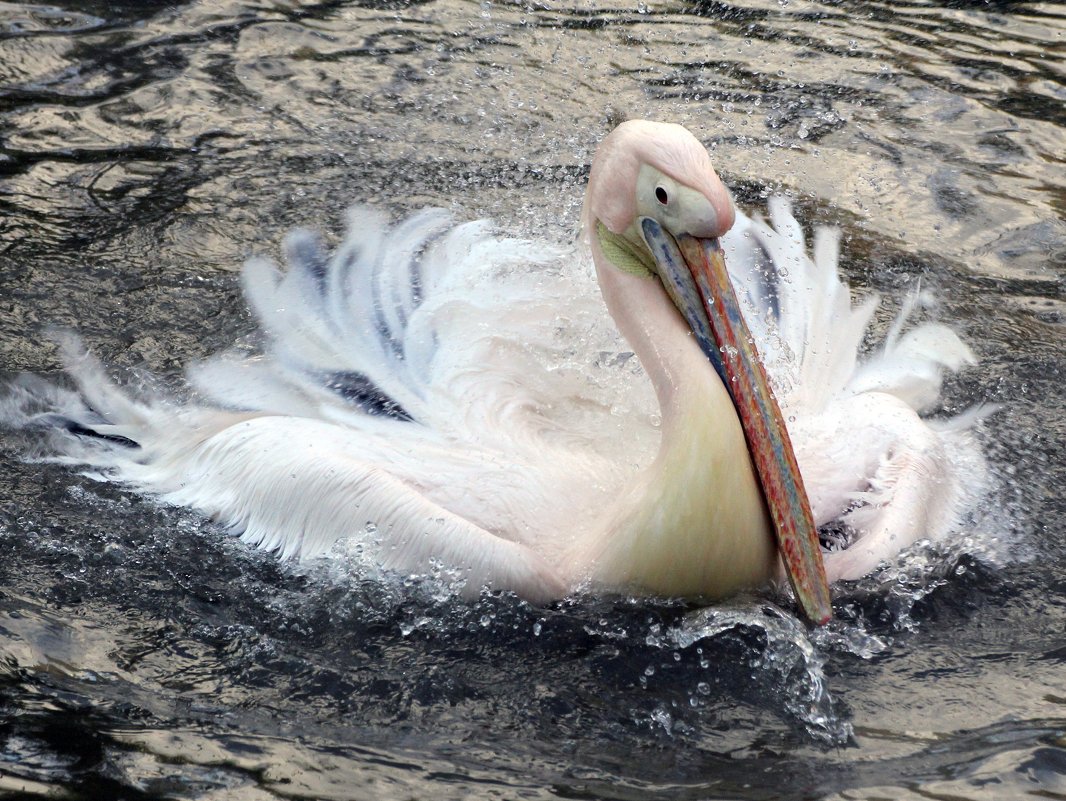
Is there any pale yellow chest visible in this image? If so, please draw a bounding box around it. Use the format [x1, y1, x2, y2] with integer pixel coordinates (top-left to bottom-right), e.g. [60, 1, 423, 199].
[586, 379, 778, 599]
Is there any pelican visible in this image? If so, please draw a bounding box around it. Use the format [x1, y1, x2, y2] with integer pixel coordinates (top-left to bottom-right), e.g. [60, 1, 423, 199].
[5, 121, 982, 625]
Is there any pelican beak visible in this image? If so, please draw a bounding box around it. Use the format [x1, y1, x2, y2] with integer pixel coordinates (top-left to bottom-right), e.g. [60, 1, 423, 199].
[640, 218, 832, 626]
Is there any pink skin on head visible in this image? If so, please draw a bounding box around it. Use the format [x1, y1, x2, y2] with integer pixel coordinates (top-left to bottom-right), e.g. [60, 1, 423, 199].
[581, 119, 737, 412]
[584, 120, 735, 238]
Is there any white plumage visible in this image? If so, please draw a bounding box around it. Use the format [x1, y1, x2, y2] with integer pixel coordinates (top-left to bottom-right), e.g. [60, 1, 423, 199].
[3, 123, 986, 611]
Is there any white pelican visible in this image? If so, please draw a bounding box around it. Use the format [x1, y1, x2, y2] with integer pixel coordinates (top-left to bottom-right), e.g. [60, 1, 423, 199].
[7, 121, 981, 625]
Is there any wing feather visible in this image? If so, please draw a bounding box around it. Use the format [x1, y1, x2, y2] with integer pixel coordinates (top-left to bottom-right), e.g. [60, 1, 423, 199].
[164, 416, 568, 601]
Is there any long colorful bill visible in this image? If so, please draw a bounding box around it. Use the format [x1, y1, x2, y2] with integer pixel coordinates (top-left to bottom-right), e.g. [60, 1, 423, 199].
[641, 218, 832, 626]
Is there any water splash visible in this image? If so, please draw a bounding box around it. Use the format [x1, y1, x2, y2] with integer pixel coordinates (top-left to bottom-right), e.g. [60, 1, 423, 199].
[668, 602, 854, 745]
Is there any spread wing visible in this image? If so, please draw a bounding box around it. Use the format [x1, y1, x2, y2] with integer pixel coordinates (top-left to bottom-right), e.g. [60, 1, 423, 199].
[4, 208, 660, 596]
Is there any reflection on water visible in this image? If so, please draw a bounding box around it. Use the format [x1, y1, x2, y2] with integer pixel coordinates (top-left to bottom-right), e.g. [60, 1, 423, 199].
[0, 1, 1064, 799]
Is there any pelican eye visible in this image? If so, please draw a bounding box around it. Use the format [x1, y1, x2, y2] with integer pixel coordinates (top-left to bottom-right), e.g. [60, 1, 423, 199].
[655, 186, 669, 205]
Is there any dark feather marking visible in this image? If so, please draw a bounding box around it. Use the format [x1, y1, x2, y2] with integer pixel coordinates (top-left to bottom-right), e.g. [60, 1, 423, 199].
[317, 370, 412, 421]
[371, 222, 451, 361]
[286, 231, 330, 286]
[408, 225, 451, 313]
[750, 238, 781, 321]
[336, 243, 361, 279]
[31, 413, 140, 448]
[373, 306, 405, 361]
[370, 256, 405, 361]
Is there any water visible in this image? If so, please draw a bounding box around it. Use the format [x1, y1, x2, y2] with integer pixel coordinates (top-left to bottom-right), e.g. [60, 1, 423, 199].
[0, 0, 1064, 798]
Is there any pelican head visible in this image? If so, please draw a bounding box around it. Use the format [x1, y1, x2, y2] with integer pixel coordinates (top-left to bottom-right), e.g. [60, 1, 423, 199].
[583, 120, 832, 625]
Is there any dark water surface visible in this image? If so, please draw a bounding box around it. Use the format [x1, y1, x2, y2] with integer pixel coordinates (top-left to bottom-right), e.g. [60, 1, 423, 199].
[1, 1, 1064, 799]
